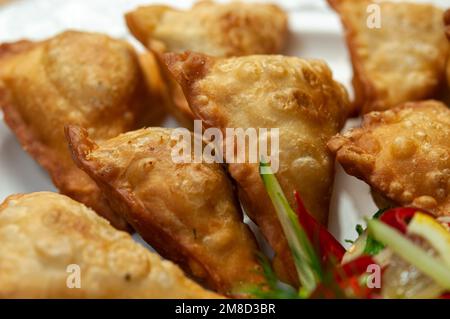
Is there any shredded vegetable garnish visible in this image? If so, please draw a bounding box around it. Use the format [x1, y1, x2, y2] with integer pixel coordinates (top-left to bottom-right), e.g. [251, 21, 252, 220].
[368, 218, 450, 291]
[407, 213, 450, 267]
[259, 161, 321, 296]
[247, 161, 450, 299]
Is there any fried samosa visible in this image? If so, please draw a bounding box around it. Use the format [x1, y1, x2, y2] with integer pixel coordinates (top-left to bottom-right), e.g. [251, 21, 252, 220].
[164, 52, 350, 286]
[0, 192, 220, 298]
[125, 1, 288, 127]
[329, 0, 448, 114]
[0, 31, 165, 230]
[328, 100, 450, 216]
[65, 126, 264, 295]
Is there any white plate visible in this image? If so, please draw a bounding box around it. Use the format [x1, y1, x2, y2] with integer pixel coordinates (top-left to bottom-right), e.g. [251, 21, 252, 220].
[1, 0, 418, 250]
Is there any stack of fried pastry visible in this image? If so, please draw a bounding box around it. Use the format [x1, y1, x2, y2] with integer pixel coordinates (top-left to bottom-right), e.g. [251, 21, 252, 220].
[328, 1, 449, 215]
[0, 0, 448, 298]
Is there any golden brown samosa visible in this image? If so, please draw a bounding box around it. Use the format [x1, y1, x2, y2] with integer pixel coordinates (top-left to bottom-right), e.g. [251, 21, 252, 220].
[125, 1, 288, 127]
[164, 52, 350, 286]
[0, 31, 165, 230]
[0, 192, 220, 298]
[66, 126, 265, 295]
[328, 100, 450, 216]
[329, 0, 448, 114]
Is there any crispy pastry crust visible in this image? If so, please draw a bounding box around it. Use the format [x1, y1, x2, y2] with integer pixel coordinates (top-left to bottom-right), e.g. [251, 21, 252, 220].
[329, 0, 448, 114]
[125, 1, 288, 127]
[0, 31, 165, 230]
[0, 192, 220, 298]
[125, 1, 288, 57]
[164, 52, 350, 286]
[65, 126, 265, 295]
[328, 100, 450, 216]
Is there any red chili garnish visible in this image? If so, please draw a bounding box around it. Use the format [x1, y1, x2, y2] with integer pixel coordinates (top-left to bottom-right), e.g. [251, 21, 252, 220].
[334, 255, 381, 299]
[379, 207, 432, 233]
[343, 277, 370, 298]
[294, 191, 345, 263]
[310, 284, 342, 299]
[311, 280, 379, 299]
[337, 255, 376, 281]
[440, 293, 450, 299]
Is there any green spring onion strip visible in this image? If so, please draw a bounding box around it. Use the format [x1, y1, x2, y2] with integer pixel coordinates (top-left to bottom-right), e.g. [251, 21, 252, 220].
[259, 161, 322, 296]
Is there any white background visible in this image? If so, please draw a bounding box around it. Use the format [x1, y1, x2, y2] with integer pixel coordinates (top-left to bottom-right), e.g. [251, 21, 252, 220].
[0, 0, 447, 246]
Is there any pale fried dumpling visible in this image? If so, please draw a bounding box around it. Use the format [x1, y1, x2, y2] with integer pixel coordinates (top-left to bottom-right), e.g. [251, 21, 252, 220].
[164, 52, 350, 286]
[0, 192, 220, 298]
[126, 1, 288, 56]
[0, 31, 165, 230]
[125, 1, 288, 127]
[65, 126, 265, 295]
[329, 0, 448, 114]
[328, 100, 450, 216]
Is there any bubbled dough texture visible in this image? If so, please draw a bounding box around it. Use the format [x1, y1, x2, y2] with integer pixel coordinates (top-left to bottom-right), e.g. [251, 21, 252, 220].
[167, 53, 349, 285]
[125, 1, 288, 127]
[336, 0, 448, 113]
[329, 101, 450, 216]
[128, 1, 288, 57]
[79, 128, 263, 293]
[0, 192, 219, 298]
[2, 31, 143, 153]
[0, 31, 156, 229]
[187, 55, 349, 224]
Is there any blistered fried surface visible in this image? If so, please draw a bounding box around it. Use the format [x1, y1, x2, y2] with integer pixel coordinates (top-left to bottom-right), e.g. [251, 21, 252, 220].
[0, 31, 164, 230]
[330, 0, 448, 113]
[66, 126, 264, 295]
[125, 1, 288, 57]
[165, 52, 350, 285]
[328, 101, 450, 216]
[0, 192, 220, 298]
[125, 1, 288, 127]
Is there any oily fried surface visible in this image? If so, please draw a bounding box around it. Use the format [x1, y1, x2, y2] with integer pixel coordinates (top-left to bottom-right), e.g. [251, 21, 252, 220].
[164, 52, 350, 286]
[0, 192, 220, 298]
[328, 100, 450, 216]
[125, 1, 288, 56]
[66, 126, 265, 296]
[125, 1, 288, 127]
[0, 31, 165, 230]
[329, 0, 448, 114]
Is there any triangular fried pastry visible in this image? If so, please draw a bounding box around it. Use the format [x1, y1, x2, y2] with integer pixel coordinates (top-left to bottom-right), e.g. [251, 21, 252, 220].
[329, 0, 448, 114]
[126, 1, 288, 56]
[0, 192, 220, 298]
[0, 31, 165, 230]
[125, 1, 288, 127]
[65, 126, 265, 295]
[164, 52, 350, 286]
[328, 100, 450, 216]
